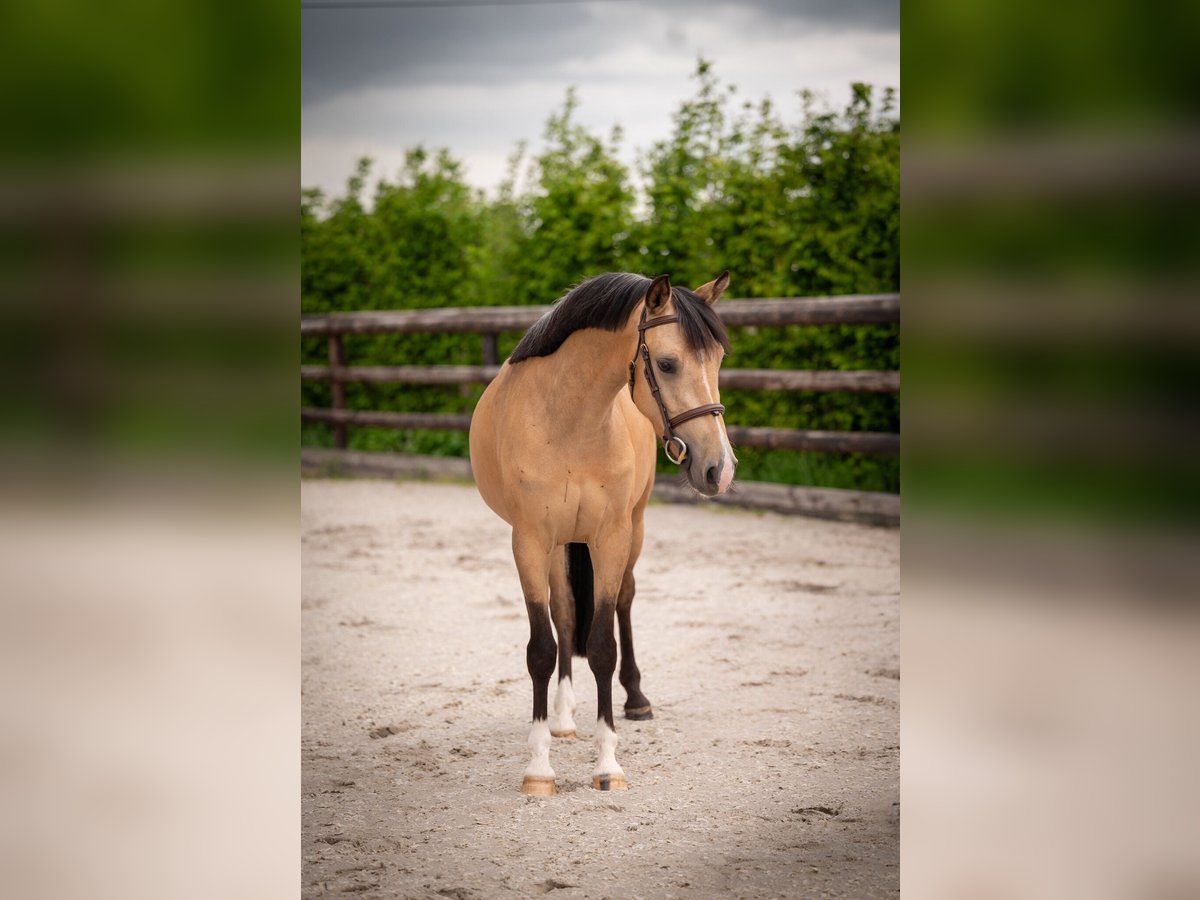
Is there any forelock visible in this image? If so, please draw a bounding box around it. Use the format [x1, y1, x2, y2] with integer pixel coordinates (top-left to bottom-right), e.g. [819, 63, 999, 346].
[670, 286, 731, 357]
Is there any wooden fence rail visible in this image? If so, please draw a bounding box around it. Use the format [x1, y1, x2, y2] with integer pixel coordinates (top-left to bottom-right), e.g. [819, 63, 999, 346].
[301, 407, 900, 456]
[300, 293, 899, 336]
[299, 448, 901, 527]
[300, 365, 899, 393]
[301, 293, 900, 525]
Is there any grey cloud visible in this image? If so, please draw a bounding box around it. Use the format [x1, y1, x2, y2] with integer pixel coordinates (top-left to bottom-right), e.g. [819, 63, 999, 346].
[302, 5, 599, 105]
[302, 0, 898, 106]
[736, 0, 899, 32]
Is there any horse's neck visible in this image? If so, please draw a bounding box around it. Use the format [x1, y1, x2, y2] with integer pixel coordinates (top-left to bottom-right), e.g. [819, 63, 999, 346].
[534, 324, 637, 425]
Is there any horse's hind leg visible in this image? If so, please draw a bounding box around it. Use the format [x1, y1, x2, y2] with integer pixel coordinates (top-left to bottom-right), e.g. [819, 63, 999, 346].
[618, 508, 652, 720]
[617, 570, 653, 720]
[548, 546, 577, 739]
[512, 531, 558, 795]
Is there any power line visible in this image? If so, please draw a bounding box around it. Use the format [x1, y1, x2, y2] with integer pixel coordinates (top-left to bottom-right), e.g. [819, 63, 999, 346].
[303, 0, 638, 8]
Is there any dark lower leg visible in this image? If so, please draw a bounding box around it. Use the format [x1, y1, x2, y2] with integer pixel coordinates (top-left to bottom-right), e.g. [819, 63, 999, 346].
[553, 617, 573, 684]
[618, 608, 652, 715]
[586, 600, 618, 730]
[526, 601, 557, 721]
[617, 574, 652, 717]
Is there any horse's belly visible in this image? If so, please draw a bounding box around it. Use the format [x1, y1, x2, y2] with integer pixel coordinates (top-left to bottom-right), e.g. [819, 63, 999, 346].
[468, 376, 515, 525]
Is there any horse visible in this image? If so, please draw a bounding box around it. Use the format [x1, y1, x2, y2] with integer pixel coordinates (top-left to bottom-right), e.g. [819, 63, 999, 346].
[468, 271, 736, 794]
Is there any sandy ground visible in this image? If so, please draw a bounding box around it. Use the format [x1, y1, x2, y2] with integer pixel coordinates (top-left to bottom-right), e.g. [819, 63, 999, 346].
[302, 478, 899, 899]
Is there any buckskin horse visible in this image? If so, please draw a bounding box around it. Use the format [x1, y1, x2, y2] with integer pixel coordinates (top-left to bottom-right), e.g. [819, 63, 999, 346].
[469, 271, 735, 794]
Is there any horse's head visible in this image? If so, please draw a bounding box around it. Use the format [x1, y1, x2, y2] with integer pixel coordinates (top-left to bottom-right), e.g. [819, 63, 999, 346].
[633, 272, 736, 497]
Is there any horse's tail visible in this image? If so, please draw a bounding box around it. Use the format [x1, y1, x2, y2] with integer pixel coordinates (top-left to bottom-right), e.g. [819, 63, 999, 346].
[567, 542, 594, 657]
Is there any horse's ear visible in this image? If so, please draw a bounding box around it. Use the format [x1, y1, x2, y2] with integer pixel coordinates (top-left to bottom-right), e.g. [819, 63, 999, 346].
[646, 274, 672, 313]
[693, 271, 730, 305]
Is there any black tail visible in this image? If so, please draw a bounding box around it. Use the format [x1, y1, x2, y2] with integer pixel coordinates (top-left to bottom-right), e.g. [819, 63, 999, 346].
[567, 542, 594, 657]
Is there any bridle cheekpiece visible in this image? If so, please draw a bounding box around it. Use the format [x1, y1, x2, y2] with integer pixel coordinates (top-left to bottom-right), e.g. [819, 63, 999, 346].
[627, 302, 725, 465]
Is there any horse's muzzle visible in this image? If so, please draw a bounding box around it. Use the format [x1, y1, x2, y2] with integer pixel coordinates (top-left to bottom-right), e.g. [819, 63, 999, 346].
[687, 451, 734, 497]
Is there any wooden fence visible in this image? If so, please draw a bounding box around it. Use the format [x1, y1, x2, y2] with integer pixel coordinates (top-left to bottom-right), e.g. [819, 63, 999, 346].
[301, 293, 900, 526]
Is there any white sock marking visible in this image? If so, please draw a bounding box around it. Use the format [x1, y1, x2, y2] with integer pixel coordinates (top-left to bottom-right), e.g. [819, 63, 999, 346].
[551, 677, 577, 734]
[593, 719, 624, 778]
[524, 719, 554, 779]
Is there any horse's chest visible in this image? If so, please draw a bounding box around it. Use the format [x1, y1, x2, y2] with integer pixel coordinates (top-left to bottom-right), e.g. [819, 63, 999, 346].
[507, 457, 637, 544]
[568, 477, 632, 540]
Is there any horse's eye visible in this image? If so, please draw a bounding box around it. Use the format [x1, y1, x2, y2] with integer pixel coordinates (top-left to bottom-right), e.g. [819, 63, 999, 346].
[656, 358, 675, 374]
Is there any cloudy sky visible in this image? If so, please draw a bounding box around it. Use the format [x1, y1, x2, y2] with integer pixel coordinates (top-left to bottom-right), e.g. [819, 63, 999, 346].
[302, 0, 899, 197]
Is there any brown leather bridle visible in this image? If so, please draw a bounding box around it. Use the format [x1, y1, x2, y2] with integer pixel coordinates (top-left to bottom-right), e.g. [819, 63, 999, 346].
[627, 303, 725, 465]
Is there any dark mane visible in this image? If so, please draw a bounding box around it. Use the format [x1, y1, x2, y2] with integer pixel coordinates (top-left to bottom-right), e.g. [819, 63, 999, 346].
[508, 272, 730, 364]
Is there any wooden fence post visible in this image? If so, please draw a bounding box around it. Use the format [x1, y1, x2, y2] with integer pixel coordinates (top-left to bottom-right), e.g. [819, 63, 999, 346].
[481, 332, 498, 367]
[328, 334, 346, 449]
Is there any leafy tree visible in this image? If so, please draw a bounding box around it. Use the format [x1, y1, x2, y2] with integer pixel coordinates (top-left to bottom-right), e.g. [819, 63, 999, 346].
[504, 87, 636, 305]
[637, 64, 899, 489]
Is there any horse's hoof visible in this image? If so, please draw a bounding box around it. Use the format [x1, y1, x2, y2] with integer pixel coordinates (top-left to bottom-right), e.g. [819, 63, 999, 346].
[550, 729, 577, 739]
[521, 775, 557, 796]
[592, 774, 629, 791]
[624, 705, 653, 721]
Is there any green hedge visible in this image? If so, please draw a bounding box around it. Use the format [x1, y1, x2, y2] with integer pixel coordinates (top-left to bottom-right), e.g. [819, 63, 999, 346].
[302, 63, 899, 492]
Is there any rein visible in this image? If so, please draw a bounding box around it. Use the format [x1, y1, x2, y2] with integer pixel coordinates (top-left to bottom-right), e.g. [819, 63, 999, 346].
[627, 303, 725, 465]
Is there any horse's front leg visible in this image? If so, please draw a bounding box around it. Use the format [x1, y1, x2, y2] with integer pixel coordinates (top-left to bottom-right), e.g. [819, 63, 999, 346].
[513, 530, 558, 795]
[587, 530, 632, 791]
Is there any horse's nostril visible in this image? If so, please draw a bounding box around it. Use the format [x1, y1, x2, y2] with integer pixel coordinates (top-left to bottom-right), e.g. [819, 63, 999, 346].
[705, 465, 719, 489]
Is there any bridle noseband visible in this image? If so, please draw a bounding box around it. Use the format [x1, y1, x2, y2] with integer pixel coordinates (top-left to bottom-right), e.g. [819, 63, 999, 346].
[627, 303, 725, 465]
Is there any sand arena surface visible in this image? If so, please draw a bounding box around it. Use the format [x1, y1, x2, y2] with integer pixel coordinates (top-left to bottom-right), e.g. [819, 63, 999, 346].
[302, 478, 899, 898]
